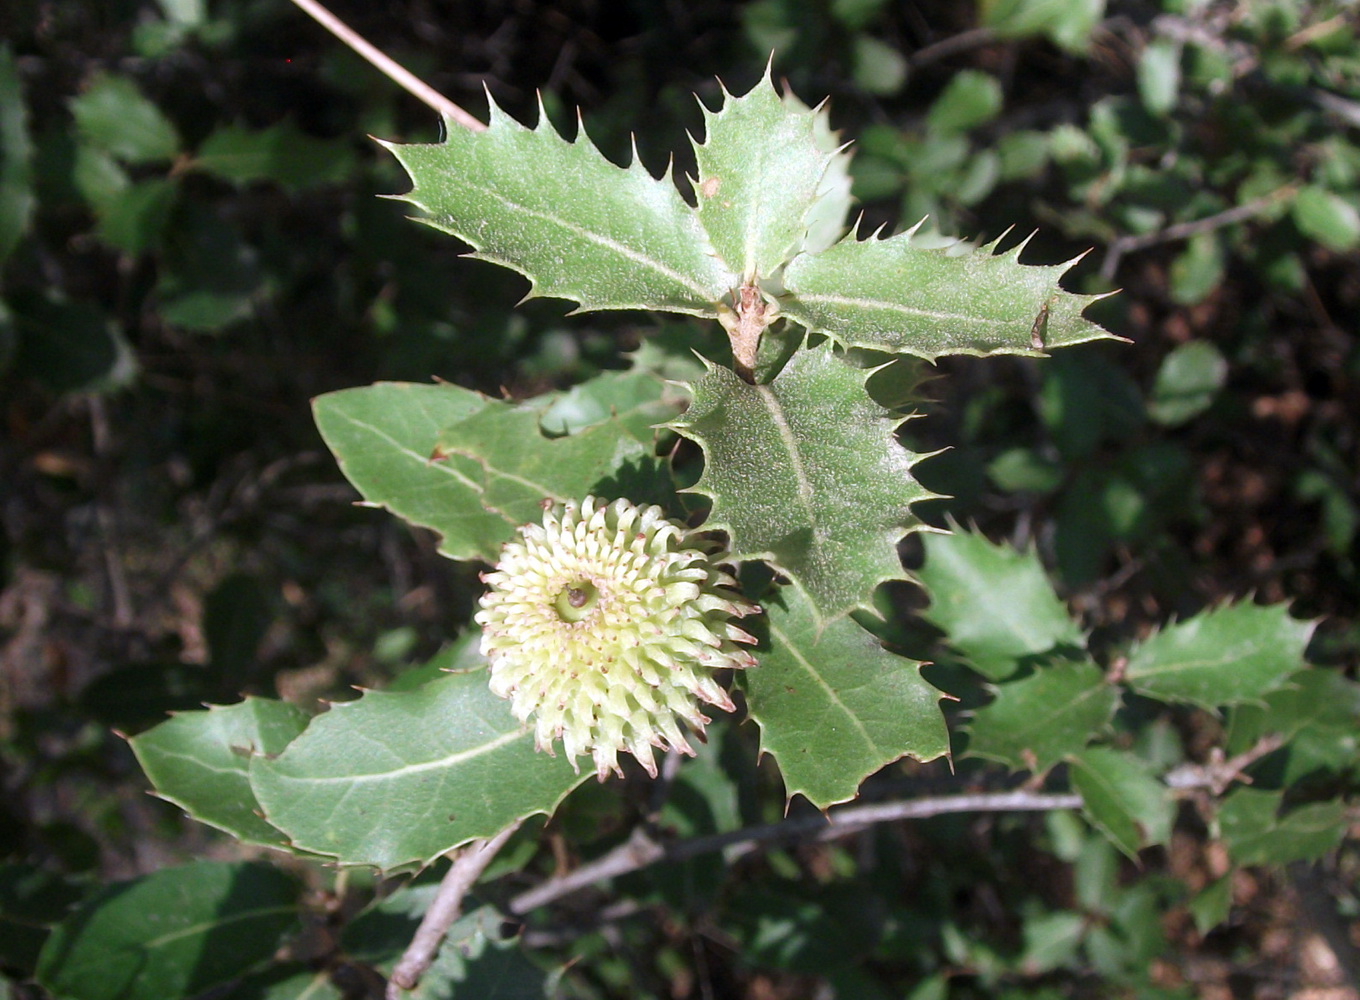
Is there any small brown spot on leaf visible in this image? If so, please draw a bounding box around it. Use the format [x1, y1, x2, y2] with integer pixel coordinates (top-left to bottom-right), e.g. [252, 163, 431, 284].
[699, 176, 720, 198]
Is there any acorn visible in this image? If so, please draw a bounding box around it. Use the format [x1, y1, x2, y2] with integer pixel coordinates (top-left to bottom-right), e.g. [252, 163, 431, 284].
[476, 496, 758, 780]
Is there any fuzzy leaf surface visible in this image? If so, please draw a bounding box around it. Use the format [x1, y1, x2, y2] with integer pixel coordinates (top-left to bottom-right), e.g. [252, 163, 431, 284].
[672, 342, 934, 627]
[36, 862, 299, 1000]
[782, 233, 1113, 359]
[918, 529, 1085, 681]
[1124, 602, 1314, 709]
[250, 670, 587, 870]
[743, 584, 948, 808]
[1067, 746, 1174, 859]
[692, 70, 832, 278]
[1217, 788, 1347, 866]
[130, 697, 309, 848]
[965, 660, 1118, 773]
[383, 105, 734, 316]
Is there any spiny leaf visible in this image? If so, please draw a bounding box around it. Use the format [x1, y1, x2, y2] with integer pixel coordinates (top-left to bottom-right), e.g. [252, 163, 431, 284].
[692, 65, 836, 279]
[743, 584, 948, 808]
[671, 341, 937, 628]
[250, 670, 587, 871]
[918, 528, 1086, 681]
[129, 697, 310, 849]
[782, 228, 1115, 360]
[382, 102, 735, 317]
[1123, 601, 1315, 709]
[1225, 669, 1360, 783]
[965, 659, 1119, 773]
[1067, 746, 1174, 860]
[1217, 788, 1346, 867]
[35, 862, 299, 1000]
[314, 381, 662, 564]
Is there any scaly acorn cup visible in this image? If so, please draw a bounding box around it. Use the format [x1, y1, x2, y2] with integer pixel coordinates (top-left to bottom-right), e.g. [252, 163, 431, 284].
[475, 496, 759, 780]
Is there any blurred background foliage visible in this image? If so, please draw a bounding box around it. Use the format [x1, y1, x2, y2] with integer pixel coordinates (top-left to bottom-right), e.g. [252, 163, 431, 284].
[1, 0, 1358, 997]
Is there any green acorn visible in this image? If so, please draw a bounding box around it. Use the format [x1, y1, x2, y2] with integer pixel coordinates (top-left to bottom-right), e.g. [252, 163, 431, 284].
[476, 496, 759, 780]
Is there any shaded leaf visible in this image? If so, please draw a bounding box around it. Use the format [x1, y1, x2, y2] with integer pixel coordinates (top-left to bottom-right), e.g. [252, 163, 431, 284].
[538, 369, 682, 439]
[782, 230, 1113, 360]
[250, 670, 588, 871]
[692, 67, 834, 279]
[1217, 788, 1346, 866]
[0, 864, 86, 977]
[672, 341, 935, 627]
[966, 660, 1118, 773]
[1068, 746, 1174, 859]
[1225, 669, 1360, 783]
[383, 102, 734, 318]
[743, 584, 948, 808]
[1147, 340, 1227, 426]
[1124, 602, 1315, 709]
[918, 529, 1085, 681]
[927, 70, 1003, 133]
[1293, 185, 1360, 251]
[0, 45, 35, 263]
[35, 862, 299, 1000]
[195, 121, 355, 191]
[129, 697, 310, 848]
[69, 74, 180, 164]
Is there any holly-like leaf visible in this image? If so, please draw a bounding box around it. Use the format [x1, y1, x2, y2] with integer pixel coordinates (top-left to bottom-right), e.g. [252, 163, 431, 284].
[743, 584, 948, 808]
[1217, 788, 1346, 866]
[538, 369, 683, 440]
[431, 396, 659, 546]
[782, 229, 1114, 360]
[966, 660, 1119, 773]
[129, 697, 310, 849]
[35, 862, 300, 1000]
[314, 382, 659, 563]
[1225, 669, 1360, 783]
[382, 102, 735, 317]
[672, 341, 936, 628]
[250, 670, 588, 871]
[917, 529, 1085, 681]
[692, 66, 835, 279]
[785, 90, 854, 257]
[313, 382, 495, 559]
[1067, 746, 1174, 859]
[1124, 602, 1315, 709]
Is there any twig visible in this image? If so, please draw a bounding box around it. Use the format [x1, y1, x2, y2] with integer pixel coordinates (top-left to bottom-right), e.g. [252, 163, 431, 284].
[387, 820, 523, 996]
[508, 789, 1082, 914]
[1099, 186, 1294, 282]
[908, 27, 998, 69]
[287, 0, 485, 133]
[1164, 733, 1285, 796]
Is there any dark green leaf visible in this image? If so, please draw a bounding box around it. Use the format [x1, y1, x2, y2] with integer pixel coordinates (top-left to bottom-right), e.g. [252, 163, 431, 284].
[1068, 746, 1174, 859]
[195, 121, 355, 191]
[129, 697, 310, 848]
[1124, 602, 1315, 709]
[927, 71, 1002, 133]
[673, 341, 936, 627]
[966, 660, 1118, 773]
[250, 670, 588, 870]
[1292, 185, 1360, 251]
[918, 530, 1085, 681]
[538, 369, 681, 440]
[11, 293, 137, 394]
[743, 584, 948, 808]
[1225, 669, 1360, 782]
[69, 74, 180, 164]
[0, 45, 35, 263]
[1147, 340, 1227, 426]
[35, 862, 300, 1000]
[1217, 788, 1346, 866]
[0, 864, 86, 976]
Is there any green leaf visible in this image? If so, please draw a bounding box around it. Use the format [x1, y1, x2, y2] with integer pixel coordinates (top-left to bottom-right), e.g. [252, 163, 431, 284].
[382, 102, 734, 318]
[1137, 40, 1182, 115]
[1188, 875, 1234, 935]
[69, 74, 180, 164]
[214, 965, 343, 1000]
[1225, 669, 1360, 782]
[1124, 602, 1315, 709]
[918, 529, 1086, 681]
[983, 0, 1105, 53]
[11, 292, 138, 394]
[91, 177, 177, 255]
[1292, 185, 1360, 251]
[782, 230, 1113, 361]
[0, 864, 86, 977]
[672, 341, 936, 627]
[790, 92, 855, 256]
[313, 382, 499, 560]
[1168, 231, 1224, 305]
[1217, 788, 1346, 866]
[195, 121, 355, 191]
[538, 369, 682, 439]
[743, 584, 948, 808]
[692, 67, 835, 279]
[851, 36, 909, 96]
[1147, 340, 1227, 426]
[926, 70, 1003, 133]
[35, 862, 299, 1000]
[129, 697, 310, 848]
[250, 670, 588, 870]
[1067, 746, 1174, 859]
[0, 45, 35, 263]
[430, 396, 660, 551]
[966, 660, 1118, 773]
